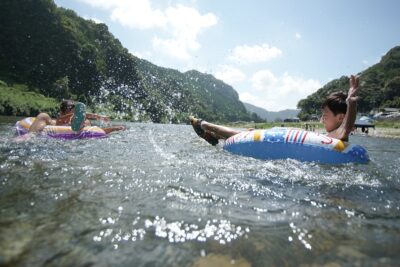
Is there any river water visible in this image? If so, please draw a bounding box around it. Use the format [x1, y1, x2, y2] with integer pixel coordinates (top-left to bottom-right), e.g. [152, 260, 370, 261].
[0, 119, 399, 267]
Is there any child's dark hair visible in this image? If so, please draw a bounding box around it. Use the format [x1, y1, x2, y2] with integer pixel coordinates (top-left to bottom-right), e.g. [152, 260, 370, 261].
[321, 92, 347, 115]
[60, 99, 75, 114]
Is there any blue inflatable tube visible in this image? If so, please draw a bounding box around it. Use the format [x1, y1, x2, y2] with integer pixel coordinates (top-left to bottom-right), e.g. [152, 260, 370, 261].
[223, 128, 369, 164]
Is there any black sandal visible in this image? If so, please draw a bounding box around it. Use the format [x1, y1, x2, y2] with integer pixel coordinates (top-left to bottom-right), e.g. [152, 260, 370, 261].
[189, 116, 219, 146]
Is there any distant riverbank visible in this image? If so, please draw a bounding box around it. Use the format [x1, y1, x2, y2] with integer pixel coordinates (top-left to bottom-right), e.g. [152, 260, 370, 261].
[2, 115, 400, 139]
[369, 127, 400, 138]
[225, 121, 400, 139]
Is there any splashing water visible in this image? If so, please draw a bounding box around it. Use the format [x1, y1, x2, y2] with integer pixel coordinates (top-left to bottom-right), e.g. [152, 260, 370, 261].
[0, 121, 399, 266]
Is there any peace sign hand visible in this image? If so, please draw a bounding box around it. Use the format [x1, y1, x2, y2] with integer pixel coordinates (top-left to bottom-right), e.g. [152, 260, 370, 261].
[347, 75, 360, 103]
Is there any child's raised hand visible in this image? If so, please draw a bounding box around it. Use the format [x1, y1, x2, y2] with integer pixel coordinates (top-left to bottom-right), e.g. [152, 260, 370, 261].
[347, 75, 360, 103]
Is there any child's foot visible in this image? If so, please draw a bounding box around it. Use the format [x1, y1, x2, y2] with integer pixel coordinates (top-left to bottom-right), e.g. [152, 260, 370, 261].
[71, 102, 86, 131]
[189, 116, 219, 146]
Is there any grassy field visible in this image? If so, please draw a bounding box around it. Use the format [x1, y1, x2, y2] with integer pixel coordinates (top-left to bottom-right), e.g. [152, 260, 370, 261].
[227, 120, 399, 129]
[0, 81, 59, 117]
[374, 121, 400, 128]
[226, 121, 323, 130]
[226, 120, 400, 138]
[2, 78, 399, 133]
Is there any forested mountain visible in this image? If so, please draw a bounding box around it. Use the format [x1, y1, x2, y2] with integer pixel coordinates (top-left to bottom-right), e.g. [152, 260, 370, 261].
[298, 46, 400, 120]
[0, 0, 259, 123]
[243, 102, 299, 122]
[134, 59, 263, 122]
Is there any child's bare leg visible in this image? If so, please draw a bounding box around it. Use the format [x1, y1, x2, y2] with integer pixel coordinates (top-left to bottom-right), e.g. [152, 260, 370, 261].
[201, 121, 241, 139]
[189, 116, 219, 145]
[29, 113, 55, 133]
[102, 125, 126, 134]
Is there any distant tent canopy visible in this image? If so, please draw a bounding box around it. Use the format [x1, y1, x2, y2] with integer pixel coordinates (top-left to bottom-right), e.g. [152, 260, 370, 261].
[354, 120, 375, 131]
[283, 117, 300, 122]
[354, 121, 375, 128]
[359, 116, 374, 122]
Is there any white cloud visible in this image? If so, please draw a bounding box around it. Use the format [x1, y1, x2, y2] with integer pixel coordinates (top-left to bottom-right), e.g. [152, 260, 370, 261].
[251, 70, 278, 90]
[295, 32, 302, 39]
[240, 92, 260, 106]
[240, 70, 321, 111]
[77, 0, 166, 28]
[110, 2, 167, 29]
[77, 0, 118, 9]
[214, 65, 246, 85]
[77, 0, 217, 61]
[152, 37, 192, 60]
[83, 16, 103, 24]
[165, 5, 217, 38]
[228, 44, 282, 64]
[153, 5, 217, 60]
[129, 50, 152, 59]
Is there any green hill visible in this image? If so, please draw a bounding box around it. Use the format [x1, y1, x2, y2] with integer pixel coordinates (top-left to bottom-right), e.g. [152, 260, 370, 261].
[243, 102, 299, 122]
[0, 0, 259, 123]
[298, 46, 400, 120]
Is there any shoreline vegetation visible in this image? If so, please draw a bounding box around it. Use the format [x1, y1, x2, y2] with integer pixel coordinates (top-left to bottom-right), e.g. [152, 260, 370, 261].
[0, 0, 260, 124]
[2, 75, 399, 140]
[2, 114, 399, 139]
[0, 82, 58, 117]
[225, 121, 400, 139]
[1, 0, 399, 125]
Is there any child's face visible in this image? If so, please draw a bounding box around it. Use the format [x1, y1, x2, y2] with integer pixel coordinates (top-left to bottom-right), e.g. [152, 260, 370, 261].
[59, 106, 74, 116]
[320, 106, 344, 132]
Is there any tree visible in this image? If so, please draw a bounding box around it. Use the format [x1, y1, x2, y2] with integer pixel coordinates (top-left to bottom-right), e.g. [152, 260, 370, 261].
[383, 76, 400, 103]
[52, 76, 70, 100]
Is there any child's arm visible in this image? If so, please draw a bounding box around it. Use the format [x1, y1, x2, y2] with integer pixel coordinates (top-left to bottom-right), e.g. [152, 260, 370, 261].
[335, 75, 360, 141]
[86, 113, 110, 121]
[56, 113, 73, 125]
[102, 125, 126, 134]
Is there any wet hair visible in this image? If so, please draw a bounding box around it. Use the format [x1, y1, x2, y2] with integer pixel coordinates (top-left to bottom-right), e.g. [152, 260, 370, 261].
[60, 99, 75, 114]
[321, 92, 347, 115]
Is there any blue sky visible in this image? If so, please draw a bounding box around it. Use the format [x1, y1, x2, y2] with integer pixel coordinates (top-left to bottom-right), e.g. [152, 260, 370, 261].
[54, 0, 400, 111]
